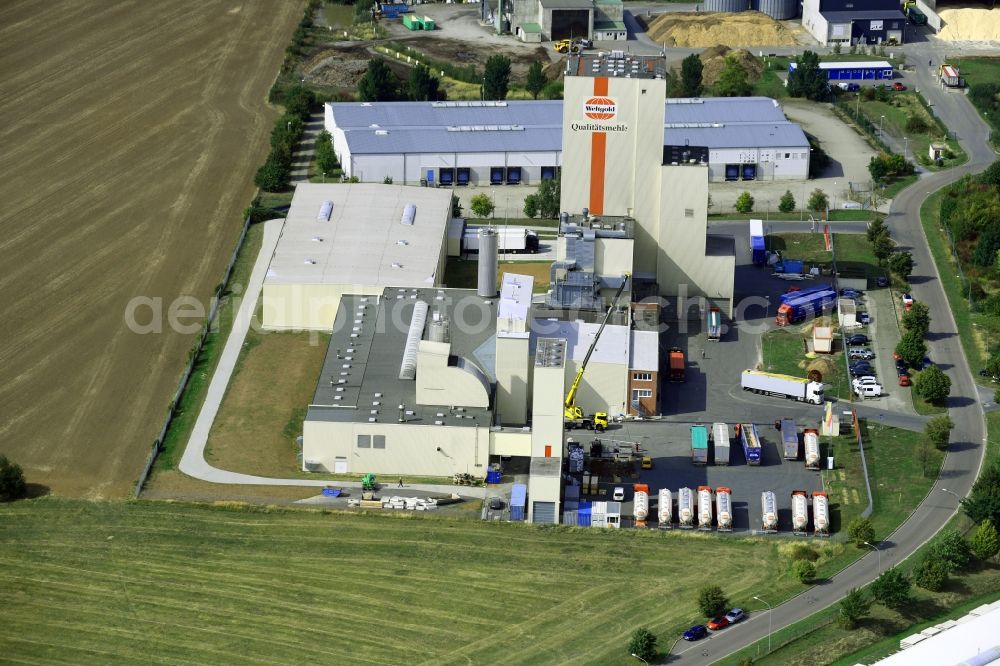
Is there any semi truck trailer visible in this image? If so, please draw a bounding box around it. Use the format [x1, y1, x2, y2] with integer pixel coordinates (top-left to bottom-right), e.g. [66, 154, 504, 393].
[712, 422, 730, 465]
[750, 219, 766, 265]
[761, 491, 778, 533]
[716, 487, 733, 531]
[658, 488, 672, 528]
[813, 492, 830, 537]
[677, 487, 694, 529]
[669, 348, 686, 382]
[707, 306, 722, 341]
[780, 418, 799, 460]
[804, 428, 821, 470]
[775, 288, 837, 326]
[737, 422, 762, 465]
[697, 486, 714, 531]
[741, 370, 825, 405]
[633, 484, 649, 528]
[462, 226, 539, 253]
[691, 424, 709, 465]
[791, 490, 809, 535]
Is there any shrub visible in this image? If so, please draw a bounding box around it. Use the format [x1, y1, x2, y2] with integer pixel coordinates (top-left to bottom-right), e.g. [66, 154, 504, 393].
[969, 520, 1000, 562]
[0, 456, 26, 501]
[523, 194, 539, 219]
[790, 544, 820, 561]
[869, 567, 911, 609]
[793, 560, 817, 584]
[837, 587, 871, 630]
[735, 191, 754, 214]
[697, 585, 729, 618]
[905, 115, 930, 134]
[628, 627, 657, 662]
[928, 529, 973, 571]
[847, 517, 875, 547]
[808, 189, 828, 212]
[913, 554, 949, 591]
[778, 190, 796, 213]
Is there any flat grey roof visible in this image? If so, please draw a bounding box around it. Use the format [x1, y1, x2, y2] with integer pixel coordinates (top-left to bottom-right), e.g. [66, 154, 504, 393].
[327, 98, 806, 155]
[821, 10, 905, 22]
[307, 288, 497, 427]
[566, 53, 667, 80]
[265, 183, 450, 286]
[539, 0, 593, 8]
[665, 123, 808, 150]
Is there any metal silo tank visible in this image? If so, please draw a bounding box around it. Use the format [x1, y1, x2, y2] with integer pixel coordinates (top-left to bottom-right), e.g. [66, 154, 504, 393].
[704, 0, 751, 12]
[753, 0, 797, 19]
[477, 228, 498, 297]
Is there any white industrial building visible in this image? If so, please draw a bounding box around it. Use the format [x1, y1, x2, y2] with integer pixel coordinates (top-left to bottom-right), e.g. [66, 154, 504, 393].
[871, 600, 1000, 665]
[261, 183, 451, 331]
[324, 96, 810, 186]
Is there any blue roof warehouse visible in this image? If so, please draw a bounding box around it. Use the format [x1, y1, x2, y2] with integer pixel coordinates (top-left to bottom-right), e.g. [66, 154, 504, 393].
[324, 97, 810, 187]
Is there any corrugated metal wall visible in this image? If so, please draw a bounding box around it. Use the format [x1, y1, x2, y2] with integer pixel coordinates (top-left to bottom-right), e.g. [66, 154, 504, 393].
[533, 501, 557, 524]
[753, 0, 798, 20]
[704, 0, 751, 11]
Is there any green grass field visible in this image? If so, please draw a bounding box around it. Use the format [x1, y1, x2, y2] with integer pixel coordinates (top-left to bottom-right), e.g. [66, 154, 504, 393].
[2, 499, 812, 665]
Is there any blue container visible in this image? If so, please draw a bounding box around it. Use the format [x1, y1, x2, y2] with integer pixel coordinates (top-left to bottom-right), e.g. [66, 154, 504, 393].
[322, 488, 341, 497]
[511, 506, 525, 521]
[510, 484, 527, 520]
[486, 470, 502, 484]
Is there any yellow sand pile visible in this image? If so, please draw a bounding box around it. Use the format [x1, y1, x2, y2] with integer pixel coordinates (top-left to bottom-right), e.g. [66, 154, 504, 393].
[700, 46, 764, 86]
[939, 8, 1000, 42]
[647, 11, 798, 48]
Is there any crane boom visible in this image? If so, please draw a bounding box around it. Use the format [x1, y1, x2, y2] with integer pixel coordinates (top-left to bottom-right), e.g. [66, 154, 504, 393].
[564, 273, 631, 419]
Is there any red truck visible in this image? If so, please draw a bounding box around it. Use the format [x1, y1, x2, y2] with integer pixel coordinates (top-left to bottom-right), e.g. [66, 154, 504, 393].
[669, 347, 686, 382]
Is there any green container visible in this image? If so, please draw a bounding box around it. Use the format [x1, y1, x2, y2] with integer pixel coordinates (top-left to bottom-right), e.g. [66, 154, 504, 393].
[421, 16, 435, 30]
[402, 14, 421, 30]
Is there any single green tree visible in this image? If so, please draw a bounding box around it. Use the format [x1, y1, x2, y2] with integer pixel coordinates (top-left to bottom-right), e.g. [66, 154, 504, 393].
[408, 64, 441, 101]
[470, 193, 495, 219]
[778, 190, 796, 213]
[962, 460, 1000, 528]
[915, 365, 952, 403]
[902, 301, 931, 335]
[970, 519, 1000, 562]
[837, 587, 871, 630]
[697, 585, 729, 618]
[283, 83, 315, 121]
[793, 560, 817, 584]
[787, 50, 828, 101]
[869, 155, 890, 183]
[808, 189, 829, 212]
[735, 191, 754, 214]
[358, 57, 397, 102]
[896, 330, 928, 368]
[913, 554, 950, 591]
[924, 415, 954, 451]
[928, 529, 972, 571]
[866, 217, 889, 243]
[523, 193, 539, 219]
[483, 54, 512, 100]
[888, 251, 914, 280]
[451, 194, 463, 218]
[714, 55, 752, 97]
[873, 233, 895, 264]
[314, 130, 339, 176]
[681, 53, 704, 97]
[869, 567, 911, 609]
[536, 177, 561, 218]
[0, 455, 26, 501]
[833, 42, 842, 54]
[847, 517, 875, 547]
[526, 61, 546, 100]
[382, 175, 393, 184]
[254, 154, 291, 192]
[628, 627, 657, 662]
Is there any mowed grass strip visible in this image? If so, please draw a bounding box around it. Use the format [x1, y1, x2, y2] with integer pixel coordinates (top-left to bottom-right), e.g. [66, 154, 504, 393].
[1, 499, 799, 665]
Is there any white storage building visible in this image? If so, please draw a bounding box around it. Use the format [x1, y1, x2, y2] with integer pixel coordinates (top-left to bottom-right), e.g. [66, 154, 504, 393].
[324, 97, 810, 186]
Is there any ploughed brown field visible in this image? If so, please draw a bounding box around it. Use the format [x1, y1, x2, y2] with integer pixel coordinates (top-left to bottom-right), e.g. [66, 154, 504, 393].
[0, 0, 302, 497]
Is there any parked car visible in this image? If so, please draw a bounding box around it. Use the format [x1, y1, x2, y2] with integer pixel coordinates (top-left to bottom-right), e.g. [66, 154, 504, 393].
[902, 293, 914, 310]
[877, 276, 889, 287]
[893, 351, 903, 361]
[853, 376, 879, 385]
[858, 312, 871, 325]
[850, 363, 875, 377]
[848, 334, 870, 345]
[613, 486, 625, 501]
[897, 365, 910, 377]
[641, 456, 653, 470]
[896, 359, 908, 372]
[855, 383, 883, 398]
[849, 347, 875, 360]
[921, 356, 933, 370]
[840, 288, 863, 298]
[836, 82, 860, 91]
[786, 285, 801, 293]
[979, 369, 1000, 383]
[683, 625, 708, 641]
[893, 81, 906, 91]
[899, 374, 912, 387]
[488, 497, 504, 511]
[707, 616, 730, 631]
[725, 608, 746, 624]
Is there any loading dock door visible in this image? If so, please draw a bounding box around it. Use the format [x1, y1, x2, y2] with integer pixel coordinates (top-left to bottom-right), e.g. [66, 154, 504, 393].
[334, 457, 347, 473]
[532, 501, 557, 524]
[742, 164, 757, 181]
[725, 164, 740, 181]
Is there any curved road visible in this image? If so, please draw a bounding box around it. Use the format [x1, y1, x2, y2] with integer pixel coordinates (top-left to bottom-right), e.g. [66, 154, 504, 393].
[674, 52, 997, 665]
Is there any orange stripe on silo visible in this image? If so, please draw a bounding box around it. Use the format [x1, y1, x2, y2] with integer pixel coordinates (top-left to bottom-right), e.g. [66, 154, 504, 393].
[588, 77, 608, 215]
[589, 132, 606, 215]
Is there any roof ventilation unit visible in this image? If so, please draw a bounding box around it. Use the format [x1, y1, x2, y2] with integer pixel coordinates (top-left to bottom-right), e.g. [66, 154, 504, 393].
[401, 203, 416, 226]
[317, 200, 333, 222]
[398, 300, 429, 380]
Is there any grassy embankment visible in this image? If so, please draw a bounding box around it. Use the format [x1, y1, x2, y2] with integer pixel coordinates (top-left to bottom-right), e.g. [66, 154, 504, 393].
[955, 57, 1000, 149]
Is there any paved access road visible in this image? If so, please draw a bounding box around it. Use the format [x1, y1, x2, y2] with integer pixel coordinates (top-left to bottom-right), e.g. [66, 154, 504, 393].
[671, 50, 996, 666]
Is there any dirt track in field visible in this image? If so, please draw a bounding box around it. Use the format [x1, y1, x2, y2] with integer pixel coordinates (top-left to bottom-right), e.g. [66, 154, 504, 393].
[0, 0, 302, 498]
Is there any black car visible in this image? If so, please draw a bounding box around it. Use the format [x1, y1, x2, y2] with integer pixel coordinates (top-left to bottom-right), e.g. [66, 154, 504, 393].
[896, 359, 908, 372]
[897, 366, 910, 378]
[847, 334, 870, 345]
[850, 364, 874, 377]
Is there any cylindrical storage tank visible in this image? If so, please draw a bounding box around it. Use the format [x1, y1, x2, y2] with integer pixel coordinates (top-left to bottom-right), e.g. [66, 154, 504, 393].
[804, 429, 820, 469]
[761, 491, 778, 532]
[477, 228, 498, 297]
[704, 0, 751, 12]
[753, 0, 797, 20]
[678, 487, 694, 528]
[634, 491, 649, 522]
[697, 486, 714, 530]
[716, 487, 733, 531]
[812, 492, 830, 536]
[658, 488, 672, 526]
[791, 491, 809, 533]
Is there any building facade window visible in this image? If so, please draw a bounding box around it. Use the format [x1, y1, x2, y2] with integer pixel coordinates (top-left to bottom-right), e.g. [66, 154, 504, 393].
[633, 372, 652, 382]
[632, 388, 653, 399]
[373, 435, 386, 449]
[357, 435, 371, 448]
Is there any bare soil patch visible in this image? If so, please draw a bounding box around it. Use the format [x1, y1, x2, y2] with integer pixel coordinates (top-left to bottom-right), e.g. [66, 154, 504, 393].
[0, 0, 301, 497]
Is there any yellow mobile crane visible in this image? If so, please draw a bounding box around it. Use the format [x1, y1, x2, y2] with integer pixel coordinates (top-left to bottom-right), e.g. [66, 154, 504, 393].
[564, 273, 631, 431]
